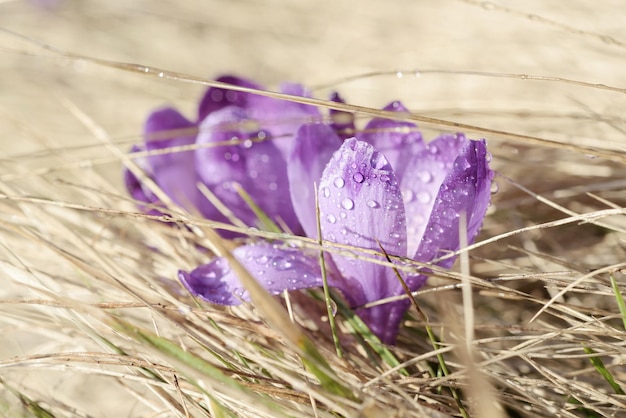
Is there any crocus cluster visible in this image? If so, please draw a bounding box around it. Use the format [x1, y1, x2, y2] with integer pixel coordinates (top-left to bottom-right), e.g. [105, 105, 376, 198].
[126, 76, 493, 344]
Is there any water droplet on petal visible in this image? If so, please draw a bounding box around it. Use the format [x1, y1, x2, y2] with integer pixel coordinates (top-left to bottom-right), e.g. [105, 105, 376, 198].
[339, 212, 347, 219]
[272, 256, 294, 271]
[326, 214, 337, 224]
[380, 174, 390, 183]
[258, 270, 266, 276]
[443, 207, 458, 220]
[340, 227, 347, 235]
[418, 171, 432, 183]
[404, 190, 415, 202]
[333, 177, 345, 188]
[390, 232, 401, 239]
[428, 145, 438, 154]
[255, 255, 269, 264]
[370, 151, 385, 169]
[417, 191, 431, 203]
[490, 181, 499, 194]
[321, 187, 330, 198]
[243, 139, 253, 148]
[341, 198, 354, 210]
[367, 200, 380, 208]
[352, 172, 365, 183]
[211, 90, 224, 102]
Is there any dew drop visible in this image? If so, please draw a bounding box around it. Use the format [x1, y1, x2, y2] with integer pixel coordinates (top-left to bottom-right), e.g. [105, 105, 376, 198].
[443, 207, 458, 220]
[339, 212, 347, 219]
[404, 190, 415, 202]
[417, 171, 433, 183]
[428, 145, 438, 154]
[417, 191, 431, 203]
[370, 151, 385, 169]
[258, 270, 266, 276]
[352, 172, 365, 183]
[333, 177, 345, 188]
[321, 187, 330, 198]
[211, 90, 224, 102]
[340, 227, 347, 235]
[390, 232, 401, 239]
[366, 200, 380, 208]
[225, 91, 238, 102]
[341, 198, 354, 210]
[255, 255, 269, 264]
[380, 174, 390, 183]
[490, 181, 500, 194]
[272, 256, 294, 271]
[243, 139, 253, 148]
[326, 214, 337, 224]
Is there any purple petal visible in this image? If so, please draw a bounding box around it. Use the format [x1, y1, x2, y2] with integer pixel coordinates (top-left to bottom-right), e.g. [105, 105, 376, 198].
[413, 137, 493, 267]
[356, 101, 425, 181]
[319, 137, 407, 299]
[288, 123, 342, 238]
[197, 75, 262, 122]
[247, 83, 321, 159]
[401, 133, 477, 257]
[179, 243, 338, 304]
[329, 92, 356, 140]
[123, 144, 163, 217]
[196, 106, 301, 233]
[142, 107, 206, 214]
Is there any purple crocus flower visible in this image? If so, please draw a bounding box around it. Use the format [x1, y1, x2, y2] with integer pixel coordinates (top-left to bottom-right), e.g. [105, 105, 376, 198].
[179, 102, 493, 344]
[124, 75, 339, 237]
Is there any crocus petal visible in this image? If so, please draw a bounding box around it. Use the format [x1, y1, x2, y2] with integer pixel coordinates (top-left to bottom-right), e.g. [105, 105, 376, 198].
[288, 123, 342, 238]
[196, 106, 301, 233]
[400, 133, 473, 257]
[179, 243, 334, 304]
[141, 107, 206, 214]
[247, 83, 321, 159]
[329, 92, 356, 140]
[356, 101, 425, 181]
[413, 138, 493, 267]
[123, 144, 163, 217]
[197, 75, 262, 122]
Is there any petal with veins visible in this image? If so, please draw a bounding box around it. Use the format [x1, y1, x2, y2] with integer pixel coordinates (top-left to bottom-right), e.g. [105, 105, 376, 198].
[196, 106, 301, 233]
[413, 138, 493, 267]
[179, 243, 338, 304]
[318, 137, 407, 306]
[288, 123, 342, 238]
[401, 133, 470, 256]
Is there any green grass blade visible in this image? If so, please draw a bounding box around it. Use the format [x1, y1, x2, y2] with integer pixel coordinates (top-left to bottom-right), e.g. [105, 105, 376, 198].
[234, 183, 282, 233]
[609, 273, 626, 331]
[582, 346, 625, 395]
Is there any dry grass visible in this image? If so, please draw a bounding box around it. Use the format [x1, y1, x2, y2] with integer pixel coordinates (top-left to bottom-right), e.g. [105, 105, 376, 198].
[1, 1, 625, 417]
